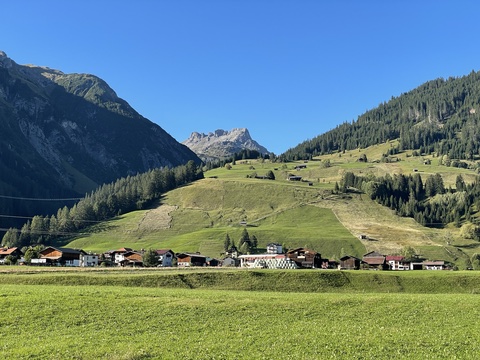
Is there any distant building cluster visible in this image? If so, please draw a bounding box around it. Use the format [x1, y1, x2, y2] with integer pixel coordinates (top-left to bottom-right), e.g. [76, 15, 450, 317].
[0, 245, 449, 270]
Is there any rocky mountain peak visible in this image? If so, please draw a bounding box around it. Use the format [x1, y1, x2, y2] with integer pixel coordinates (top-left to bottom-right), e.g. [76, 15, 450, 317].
[0, 50, 13, 68]
[182, 128, 269, 161]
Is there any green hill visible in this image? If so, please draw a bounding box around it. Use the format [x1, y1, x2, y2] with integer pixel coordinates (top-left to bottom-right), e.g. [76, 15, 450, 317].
[65, 144, 480, 267]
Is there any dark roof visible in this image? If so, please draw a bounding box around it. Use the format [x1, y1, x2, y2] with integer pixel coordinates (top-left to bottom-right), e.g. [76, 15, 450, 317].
[177, 253, 207, 259]
[363, 251, 384, 258]
[340, 255, 362, 261]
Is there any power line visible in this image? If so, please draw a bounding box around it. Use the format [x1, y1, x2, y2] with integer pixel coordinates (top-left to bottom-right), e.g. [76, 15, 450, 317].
[0, 194, 81, 201]
[0, 214, 114, 224]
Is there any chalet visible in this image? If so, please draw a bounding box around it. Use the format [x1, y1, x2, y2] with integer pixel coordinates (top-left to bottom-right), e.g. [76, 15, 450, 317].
[36, 247, 86, 266]
[156, 249, 175, 267]
[286, 248, 321, 268]
[339, 255, 363, 270]
[119, 251, 143, 267]
[362, 251, 387, 270]
[176, 253, 208, 267]
[0, 247, 23, 264]
[287, 175, 302, 181]
[266, 243, 283, 254]
[238, 253, 297, 269]
[386, 255, 410, 270]
[104, 248, 134, 266]
[423, 261, 445, 270]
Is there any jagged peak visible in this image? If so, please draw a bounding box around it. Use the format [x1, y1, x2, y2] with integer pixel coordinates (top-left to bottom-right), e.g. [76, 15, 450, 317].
[183, 127, 269, 160]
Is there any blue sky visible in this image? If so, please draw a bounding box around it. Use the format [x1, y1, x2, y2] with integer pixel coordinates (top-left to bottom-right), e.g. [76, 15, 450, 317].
[2, 1, 480, 154]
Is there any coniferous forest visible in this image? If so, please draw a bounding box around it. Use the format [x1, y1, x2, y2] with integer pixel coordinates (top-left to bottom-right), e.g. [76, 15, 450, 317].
[1, 161, 203, 248]
[282, 71, 480, 161]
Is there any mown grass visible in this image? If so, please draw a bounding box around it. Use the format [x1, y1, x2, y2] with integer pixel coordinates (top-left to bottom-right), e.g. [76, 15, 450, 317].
[1, 279, 480, 359]
[66, 144, 480, 265]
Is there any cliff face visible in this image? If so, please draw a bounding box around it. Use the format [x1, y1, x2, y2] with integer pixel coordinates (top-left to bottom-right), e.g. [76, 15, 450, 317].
[182, 128, 269, 161]
[0, 51, 200, 204]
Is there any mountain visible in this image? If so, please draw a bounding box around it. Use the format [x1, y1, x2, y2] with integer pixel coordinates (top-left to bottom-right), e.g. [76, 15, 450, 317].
[282, 70, 480, 161]
[0, 51, 200, 222]
[182, 128, 269, 161]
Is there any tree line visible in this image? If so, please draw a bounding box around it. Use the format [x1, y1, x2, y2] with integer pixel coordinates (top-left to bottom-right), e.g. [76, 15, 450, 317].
[339, 171, 480, 238]
[2, 161, 204, 248]
[282, 70, 480, 161]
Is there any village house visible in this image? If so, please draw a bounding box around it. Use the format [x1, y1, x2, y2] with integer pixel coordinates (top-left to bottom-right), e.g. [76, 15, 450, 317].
[0, 247, 23, 264]
[386, 255, 410, 270]
[362, 251, 387, 270]
[104, 248, 134, 266]
[156, 249, 175, 267]
[176, 253, 208, 267]
[339, 255, 363, 270]
[266, 243, 283, 254]
[119, 251, 144, 267]
[79, 253, 99, 267]
[34, 246, 86, 266]
[286, 248, 322, 268]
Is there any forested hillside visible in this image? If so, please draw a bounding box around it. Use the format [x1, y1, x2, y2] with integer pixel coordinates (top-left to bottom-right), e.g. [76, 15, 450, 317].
[282, 70, 480, 161]
[1, 161, 203, 248]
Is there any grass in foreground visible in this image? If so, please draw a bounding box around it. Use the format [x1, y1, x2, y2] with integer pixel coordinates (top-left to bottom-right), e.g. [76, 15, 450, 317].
[1, 284, 480, 359]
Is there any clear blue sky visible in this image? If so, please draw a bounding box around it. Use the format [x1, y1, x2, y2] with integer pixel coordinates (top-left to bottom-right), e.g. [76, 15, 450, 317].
[2, 0, 479, 154]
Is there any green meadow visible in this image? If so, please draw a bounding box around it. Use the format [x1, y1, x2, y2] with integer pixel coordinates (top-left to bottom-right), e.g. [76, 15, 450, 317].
[2, 269, 480, 359]
[65, 140, 480, 266]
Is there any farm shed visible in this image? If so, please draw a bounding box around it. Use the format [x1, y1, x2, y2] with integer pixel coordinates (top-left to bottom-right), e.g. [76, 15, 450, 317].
[362, 251, 387, 270]
[339, 255, 363, 270]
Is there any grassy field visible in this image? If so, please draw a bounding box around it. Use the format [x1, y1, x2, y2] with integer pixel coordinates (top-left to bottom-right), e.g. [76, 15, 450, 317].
[2, 269, 480, 359]
[64, 140, 480, 267]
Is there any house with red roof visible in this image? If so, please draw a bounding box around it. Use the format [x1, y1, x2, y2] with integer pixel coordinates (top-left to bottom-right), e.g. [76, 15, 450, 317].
[386, 255, 410, 270]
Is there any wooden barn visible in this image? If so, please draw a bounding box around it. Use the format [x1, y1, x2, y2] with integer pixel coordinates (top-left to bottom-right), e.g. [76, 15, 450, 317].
[362, 251, 387, 270]
[339, 255, 363, 270]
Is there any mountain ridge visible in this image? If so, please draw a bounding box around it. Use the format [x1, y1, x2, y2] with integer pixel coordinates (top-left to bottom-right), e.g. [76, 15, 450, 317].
[182, 127, 269, 161]
[0, 51, 200, 225]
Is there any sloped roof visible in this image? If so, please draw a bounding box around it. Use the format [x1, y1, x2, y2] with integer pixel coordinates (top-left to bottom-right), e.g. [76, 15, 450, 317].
[363, 251, 384, 258]
[386, 255, 404, 262]
[0, 247, 20, 255]
[363, 257, 385, 265]
[156, 249, 174, 255]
